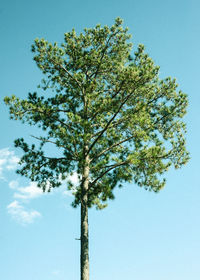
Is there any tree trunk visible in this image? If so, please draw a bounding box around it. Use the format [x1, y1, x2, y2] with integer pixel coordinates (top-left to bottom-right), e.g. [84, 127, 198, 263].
[81, 153, 90, 280]
[81, 199, 89, 280]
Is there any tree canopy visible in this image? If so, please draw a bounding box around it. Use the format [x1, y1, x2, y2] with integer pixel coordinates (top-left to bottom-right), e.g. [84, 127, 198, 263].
[4, 17, 189, 210]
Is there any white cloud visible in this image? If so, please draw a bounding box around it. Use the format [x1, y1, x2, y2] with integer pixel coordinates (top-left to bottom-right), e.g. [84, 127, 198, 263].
[7, 180, 44, 225]
[0, 148, 20, 178]
[6, 155, 20, 170]
[68, 172, 79, 185]
[0, 159, 7, 165]
[3, 148, 80, 224]
[0, 148, 13, 158]
[2, 148, 46, 225]
[62, 172, 79, 197]
[9, 180, 19, 189]
[13, 182, 43, 200]
[7, 200, 41, 225]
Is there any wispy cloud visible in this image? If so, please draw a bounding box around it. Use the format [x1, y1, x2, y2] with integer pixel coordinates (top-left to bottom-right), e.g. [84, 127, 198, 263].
[0, 147, 41, 225]
[7, 200, 41, 225]
[7, 180, 44, 225]
[13, 182, 43, 200]
[2, 147, 79, 224]
[0, 148, 19, 178]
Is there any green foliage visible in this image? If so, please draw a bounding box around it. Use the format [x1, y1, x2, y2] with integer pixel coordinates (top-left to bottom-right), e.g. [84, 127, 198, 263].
[4, 18, 189, 209]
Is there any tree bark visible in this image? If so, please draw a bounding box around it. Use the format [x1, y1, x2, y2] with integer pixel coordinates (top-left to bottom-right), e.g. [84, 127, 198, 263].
[81, 153, 90, 280]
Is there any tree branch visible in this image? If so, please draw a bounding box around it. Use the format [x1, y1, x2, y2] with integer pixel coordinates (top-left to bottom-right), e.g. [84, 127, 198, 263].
[51, 59, 83, 90]
[19, 105, 77, 134]
[30, 135, 65, 148]
[90, 100, 181, 162]
[30, 135, 77, 160]
[89, 160, 129, 188]
[89, 80, 125, 122]
[88, 30, 119, 80]
[91, 135, 134, 162]
[87, 87, 138, 155]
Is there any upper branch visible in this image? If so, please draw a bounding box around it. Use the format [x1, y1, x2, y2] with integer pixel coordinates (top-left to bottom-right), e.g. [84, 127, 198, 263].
[88, 30, 119, 80]
[89, 80, 126, 122]
[87, 88, 137, 155]
[51, 58, 83, 90]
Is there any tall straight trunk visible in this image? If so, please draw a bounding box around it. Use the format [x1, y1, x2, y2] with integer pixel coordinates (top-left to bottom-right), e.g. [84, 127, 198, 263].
[81, 153, 90, 280]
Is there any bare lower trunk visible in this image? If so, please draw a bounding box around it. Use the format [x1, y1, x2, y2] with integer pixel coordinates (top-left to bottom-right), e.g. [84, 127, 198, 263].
[81, 200, 89, 280]
[80, 153, 89, 280]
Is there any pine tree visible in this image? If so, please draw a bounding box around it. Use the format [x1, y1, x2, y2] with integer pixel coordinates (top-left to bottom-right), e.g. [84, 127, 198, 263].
[4, 18, 189, 280]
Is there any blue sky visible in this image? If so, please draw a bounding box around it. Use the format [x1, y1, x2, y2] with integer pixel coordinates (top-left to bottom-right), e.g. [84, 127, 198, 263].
[0, 0, 200, 279]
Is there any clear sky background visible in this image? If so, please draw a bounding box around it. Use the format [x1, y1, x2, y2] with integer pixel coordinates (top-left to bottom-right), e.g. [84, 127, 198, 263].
[0, 0, 200, 279]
